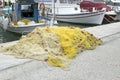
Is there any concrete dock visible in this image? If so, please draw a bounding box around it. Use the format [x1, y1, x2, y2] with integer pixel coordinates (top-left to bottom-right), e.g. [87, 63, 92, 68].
[0, 22, 120, 80]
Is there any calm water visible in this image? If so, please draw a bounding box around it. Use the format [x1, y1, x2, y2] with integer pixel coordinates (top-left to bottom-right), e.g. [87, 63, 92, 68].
[0, 22, 97, 43]
[0, 27, 21, 43]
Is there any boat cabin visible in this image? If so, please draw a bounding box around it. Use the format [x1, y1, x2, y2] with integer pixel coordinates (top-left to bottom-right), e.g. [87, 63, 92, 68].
[40, 0, 81, 14]
[55, 0, 80, 4]
[11, 0, 39, 22]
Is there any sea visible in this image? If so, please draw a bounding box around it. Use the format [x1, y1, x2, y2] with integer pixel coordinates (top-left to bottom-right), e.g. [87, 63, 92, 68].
[0, 22, 98, 44]
[0, 27, 21, 43]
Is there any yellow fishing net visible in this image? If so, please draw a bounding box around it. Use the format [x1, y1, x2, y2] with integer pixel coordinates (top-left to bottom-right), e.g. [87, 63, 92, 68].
[0, 26, 103, 68]
[10, 19, 36, 27]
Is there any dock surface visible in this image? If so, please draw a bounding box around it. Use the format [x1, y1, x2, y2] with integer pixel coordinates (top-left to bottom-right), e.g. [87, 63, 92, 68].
[0, 22, 120, 80]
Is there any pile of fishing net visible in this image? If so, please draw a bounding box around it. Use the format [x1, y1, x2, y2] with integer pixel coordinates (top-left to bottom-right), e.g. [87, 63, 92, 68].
[10, 19, 36, 27]
[0, 26, 103, 68]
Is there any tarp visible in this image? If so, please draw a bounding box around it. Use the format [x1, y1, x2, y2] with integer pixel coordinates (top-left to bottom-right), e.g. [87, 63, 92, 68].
[80, 1, 111, 12]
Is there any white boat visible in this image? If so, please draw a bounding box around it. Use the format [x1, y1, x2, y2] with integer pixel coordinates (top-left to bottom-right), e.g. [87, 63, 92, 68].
[40, 0, 106, 25]
[0, 0, 49, 34]
[1, 22, 46, 34]
[48, 10, 105, 25]
[80, 0, 117, 23]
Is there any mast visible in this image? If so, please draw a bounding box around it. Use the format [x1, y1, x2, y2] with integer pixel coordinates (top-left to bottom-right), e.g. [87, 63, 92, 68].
[50, 0, 55, 27]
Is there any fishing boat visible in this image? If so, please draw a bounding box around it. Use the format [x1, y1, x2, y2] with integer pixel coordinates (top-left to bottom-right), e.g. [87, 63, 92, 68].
[2, 22, 46, 34]
[48, 10, 106, 25]
[0, 0, 49, 34]
[40, 0, 106, 25]
[80, 0, 117, 23]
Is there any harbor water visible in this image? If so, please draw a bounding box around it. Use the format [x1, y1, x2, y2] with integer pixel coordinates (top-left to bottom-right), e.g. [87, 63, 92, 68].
[0, 27, 21, 43]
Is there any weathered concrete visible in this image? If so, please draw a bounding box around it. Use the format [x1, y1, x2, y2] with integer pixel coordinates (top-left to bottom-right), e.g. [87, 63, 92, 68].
[0, 22, 120, 80]
[0, 41, 32, 71]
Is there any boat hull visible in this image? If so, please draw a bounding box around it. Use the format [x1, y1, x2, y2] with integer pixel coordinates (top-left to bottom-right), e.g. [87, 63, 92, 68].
[48, 10, 105, 25]
[6, 23, 46, 34]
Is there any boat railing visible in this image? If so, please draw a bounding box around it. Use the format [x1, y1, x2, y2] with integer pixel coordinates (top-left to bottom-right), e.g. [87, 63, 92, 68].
[81, 6, 108, 13]
[81, 7, 99, 12]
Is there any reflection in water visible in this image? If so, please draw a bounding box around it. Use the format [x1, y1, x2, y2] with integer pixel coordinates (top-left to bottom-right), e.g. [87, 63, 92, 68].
[0, 27, 21, 43]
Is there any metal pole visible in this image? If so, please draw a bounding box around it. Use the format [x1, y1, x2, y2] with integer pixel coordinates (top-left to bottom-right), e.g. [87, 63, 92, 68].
[50, 0, 55, 27]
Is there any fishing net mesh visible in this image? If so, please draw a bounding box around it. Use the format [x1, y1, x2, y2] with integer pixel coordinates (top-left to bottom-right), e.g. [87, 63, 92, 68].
[0, 26, 103, 68]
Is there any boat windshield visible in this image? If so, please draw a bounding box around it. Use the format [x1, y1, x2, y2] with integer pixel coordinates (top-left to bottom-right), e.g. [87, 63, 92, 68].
[68, 0, 80, 4]
[113, 3, 120, 6]
[21, 4, 34, 18]
[59, 0, 79, 4]
[60, 0, 68, 3]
